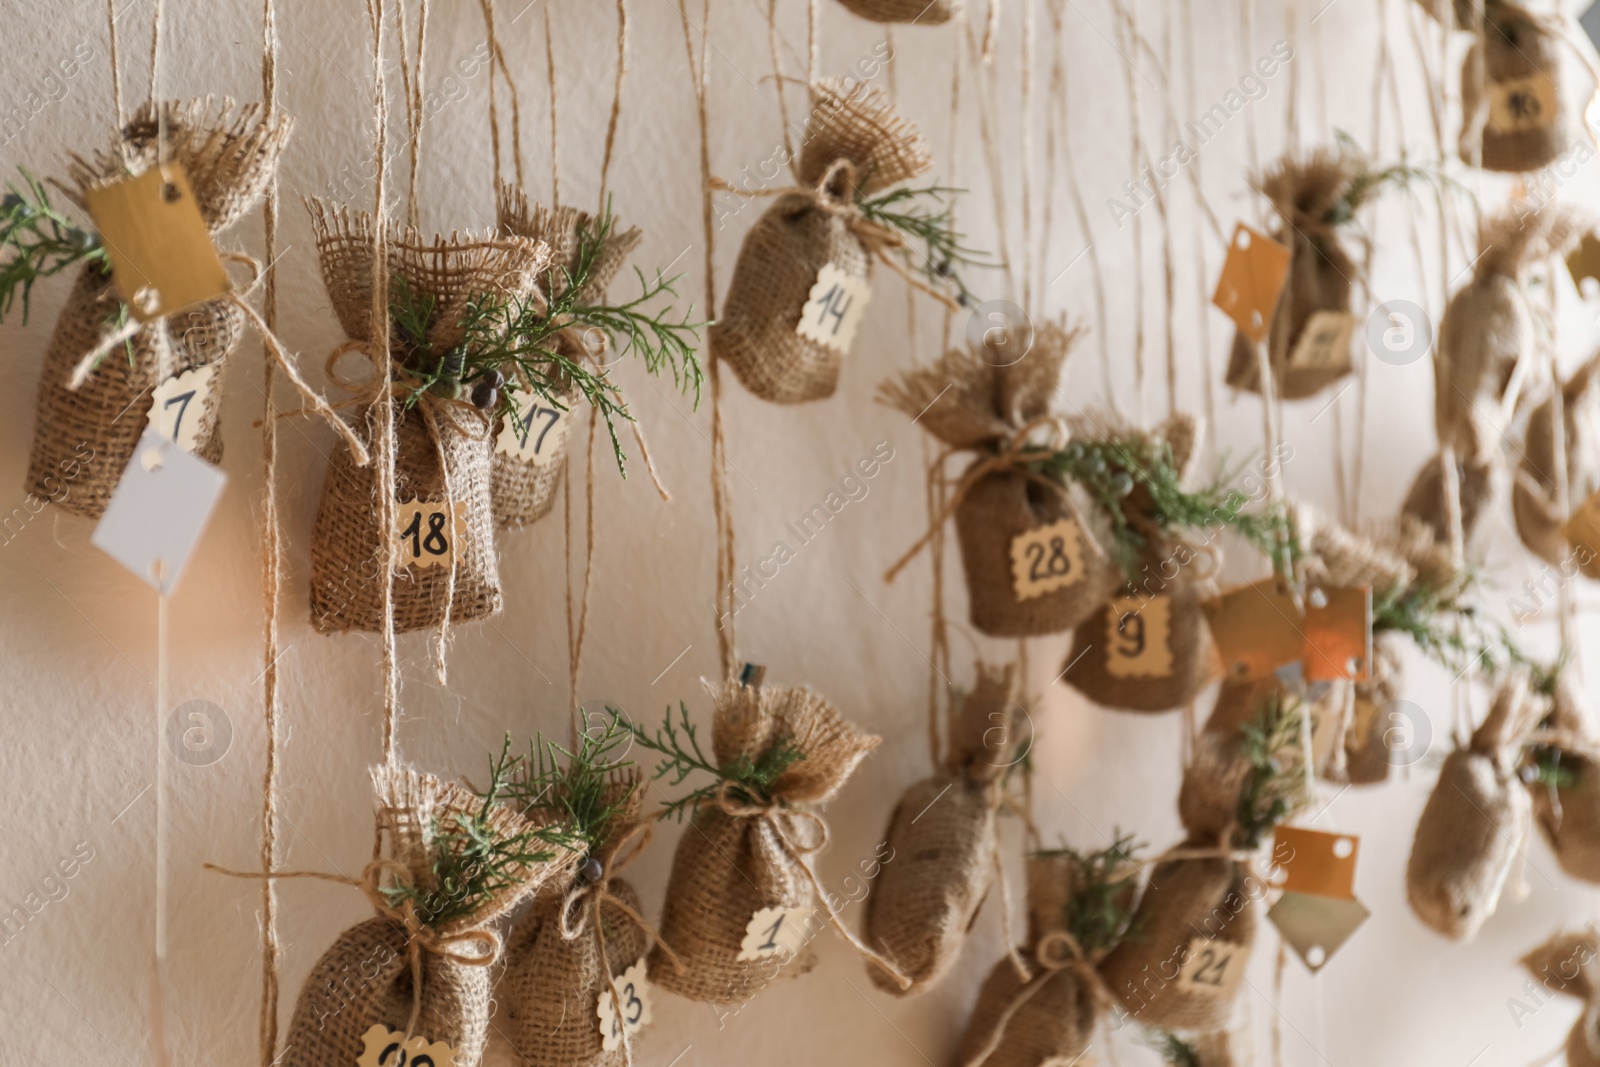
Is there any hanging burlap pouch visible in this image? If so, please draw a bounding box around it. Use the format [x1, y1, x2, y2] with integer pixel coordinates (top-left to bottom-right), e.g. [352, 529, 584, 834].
[1339, 636, 1404, 785]
[1523, 931, 1600, 1067]
[490, 182, 641, 527]
[881, 321, 1118, 636]
[26, 99, 292, 519]
[1096, 843, 1257, 1032]
[1401, 448, 1501, 547]
[1178, 677, 1286, 841]
[833, 0, 958, 24]
[864, 662, 1020, 995]
[954, 852, 1110, 1067]
[1528, 677, 1600, 884]
[1515, 354, 1600, 564]
[306, 199, 548, 634]
[1061, 531, 1217, 713]
[1406, 675, 1541, 940]
[503, 771, 675, 1067]
[1460, 3, 1572, 173]
[714, 80, 931, 403]
[1225, 150, 1362, 400]
[650, 672, 894, 1002]
[281, 764, 571, 1067]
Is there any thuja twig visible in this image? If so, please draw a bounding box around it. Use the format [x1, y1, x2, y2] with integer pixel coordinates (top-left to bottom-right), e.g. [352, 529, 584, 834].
[856, 184, 989, 307]
[1030, 831, 1143, 956]
[1234, 693, 1309, 849]
[0, 168, 106, 324]
[627, 704, 806, 822]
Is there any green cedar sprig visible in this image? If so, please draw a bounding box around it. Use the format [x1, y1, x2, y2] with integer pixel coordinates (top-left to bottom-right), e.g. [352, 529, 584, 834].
[855, 184, 988, 307]
[627, 703, 806, 823]
[1148, 1033, 1201, 1067]
[498, 715, 639, 862]
[1234, 693, 1309, 849]
[1527, 745, 1580, 791]
[1372, 576, 1531, 681]
[379, 737, 561, 929]
[385, 203, 704, 473]
[1030, 831, 1144, 957]
[0, 168, 107, 324]
[1032, 437, 1298, 579]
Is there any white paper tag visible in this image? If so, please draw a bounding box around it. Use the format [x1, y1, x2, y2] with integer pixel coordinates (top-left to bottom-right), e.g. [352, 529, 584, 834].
[1176, 940, 1245, 999]
[597, 957, 653, 1052]
[1105, 595, 1174, 678]
[394, 500, 467, 569]
[1287, 310, 1353, 372]
[795, 263, 871, 353]
[91, 431, 226, 595]
[736, 905, 809, 961]
[495, 390, 569, 466]
[1488, 74, 1558, 133]
[1009, 518, 1086, 601]
[357, 1023, 458, 1067]
[146, 363, 217, 452]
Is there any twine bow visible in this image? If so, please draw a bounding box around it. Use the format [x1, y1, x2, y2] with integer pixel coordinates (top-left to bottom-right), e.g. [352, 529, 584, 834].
[554, 822, 684, 1067]
[205, 858, 500, 1046]
[712, 780, 913, 990]
[66, 249, 371, 466]
[708, 158, 960, 311]
[884, 415, 1104, 583]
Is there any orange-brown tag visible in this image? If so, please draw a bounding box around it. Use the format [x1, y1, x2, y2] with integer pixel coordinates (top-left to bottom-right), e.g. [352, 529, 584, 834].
[1202, 576, 1303, 681]
[1212, 223, 1291, 343]
[1564, 489, 1600, 559]
[83, 162, 229, 322]
[1301, 586, 1371, 682]
[1272, 826, 1358, 900]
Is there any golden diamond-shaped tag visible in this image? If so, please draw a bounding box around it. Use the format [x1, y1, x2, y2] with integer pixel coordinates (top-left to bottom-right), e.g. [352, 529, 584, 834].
[83, 162, 229, 322]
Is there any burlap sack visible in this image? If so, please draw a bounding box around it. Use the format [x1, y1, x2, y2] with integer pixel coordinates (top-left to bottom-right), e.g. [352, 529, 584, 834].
[864, 662, 1020, 995]
[1097, 844, 1257, 1032]
[881, 321, 1112, 636]
[1406, 676, 1539, 940]
[491, 182, 641, 527]
[1341, 636, 1404, 786]
[502, 773, 656, 1067]
[953, 854, 1101, 1067]
[1061, 532, 1217, 713]
[1191, 1031, 1237, 1066]
[1226, 151, 1361, 400]
[1435, 207, 1584, 464]
[834, 0, 958, 24]
[1522, 931, 1600, 1067]
[714, 80, 930, 403]
[26, 99, 291, 519]
[306, 200, 548, 633]
[1178, 677, 1286, 841]
[282, 764, 570, 1067]
[1460, 3, 1571, 173]
[1528, 677, 1600, 884]
[649, 673, 880, 1003]
[1514, 354, 1600, 564]
[1401, 449, 1500, 547]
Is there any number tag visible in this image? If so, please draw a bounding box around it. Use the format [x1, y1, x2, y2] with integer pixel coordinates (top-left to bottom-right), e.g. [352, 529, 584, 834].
[1177, 940, 1244, 999]
[1488, 74, 1558, 133]
[1212, 223, 1291, 344]
[394, 500, 467, 569]
[795, 263, 871, 354]
[596, 958, 653, 1052]
[495, 389, 568, 466]
[1287, 310, 1353, 373]
[91, 431, 226, 595]
[357, 1024, 458, 1067]
[1009, 519, 1086, 601]
[736, 905, 809, 961]
[1105, 595, 1173, 678]
[146, 363, 217, 452]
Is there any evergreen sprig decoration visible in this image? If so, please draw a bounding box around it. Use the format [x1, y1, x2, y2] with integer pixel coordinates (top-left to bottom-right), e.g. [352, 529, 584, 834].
[0, 168, 107, 324]
[498, 716, 638, 862]
[1235, 693, 1309, 849]
[1372, 575, 1530, 680]
[380, 737, 562, 929]
[855, 184, 988, 307]
[1032, 436, 1298, 579]
[386, 203, 705, 473]
[1031, 831, 1143, 957]
[1148, 1032, 1201, 1067]
[626, 703, 806, 823]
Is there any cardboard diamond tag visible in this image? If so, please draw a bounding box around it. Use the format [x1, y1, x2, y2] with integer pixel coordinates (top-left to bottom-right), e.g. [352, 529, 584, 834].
[91, 431, 226, 594]
[1212, 223, 1291, 343]
[1267, 891, 1369, 973]
[83, 162, 229, 321]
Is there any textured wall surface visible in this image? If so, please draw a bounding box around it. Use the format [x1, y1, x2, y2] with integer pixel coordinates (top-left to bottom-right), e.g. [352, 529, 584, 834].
[2, 1, 1598, 1064]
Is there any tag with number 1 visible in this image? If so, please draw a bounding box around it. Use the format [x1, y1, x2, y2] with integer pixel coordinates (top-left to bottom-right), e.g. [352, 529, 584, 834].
[737, 905, 807, 961]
